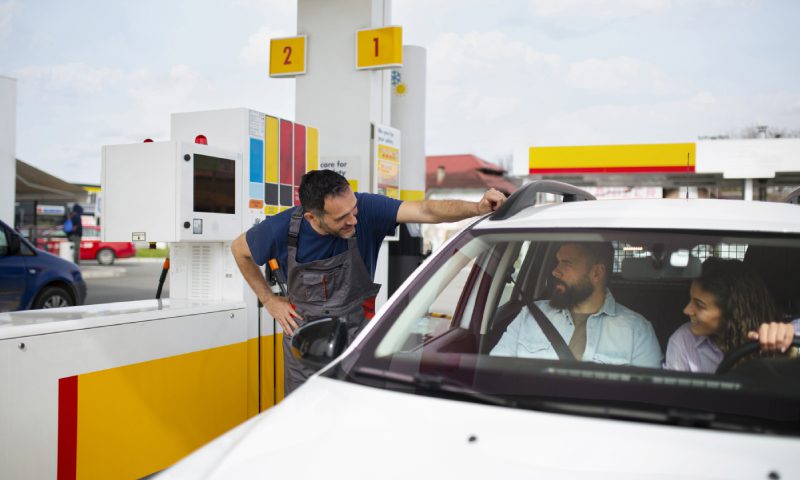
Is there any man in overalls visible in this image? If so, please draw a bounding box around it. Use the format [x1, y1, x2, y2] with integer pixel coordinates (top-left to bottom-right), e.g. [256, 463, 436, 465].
[231, 169, 506, 394]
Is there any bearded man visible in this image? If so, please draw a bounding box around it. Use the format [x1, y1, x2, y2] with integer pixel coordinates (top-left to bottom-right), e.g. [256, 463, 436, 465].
[491, 242, 662, 367]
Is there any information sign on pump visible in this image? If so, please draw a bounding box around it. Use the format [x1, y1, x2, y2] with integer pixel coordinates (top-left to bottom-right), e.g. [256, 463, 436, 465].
[372, 123, 401, 241]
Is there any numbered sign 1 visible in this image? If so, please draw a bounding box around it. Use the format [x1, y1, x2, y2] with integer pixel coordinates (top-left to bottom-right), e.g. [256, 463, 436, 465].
[270, 36, 307, 77]
[356, 26, 402, 70]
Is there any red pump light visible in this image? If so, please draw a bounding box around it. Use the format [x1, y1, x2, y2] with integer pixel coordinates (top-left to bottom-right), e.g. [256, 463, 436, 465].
[195, 135, 208, 145]
[143, 138, 154, 143]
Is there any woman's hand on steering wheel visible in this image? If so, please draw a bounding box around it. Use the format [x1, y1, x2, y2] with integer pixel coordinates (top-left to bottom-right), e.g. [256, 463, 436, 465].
[716, 335, 800, 374]
[746, 321, 796, 353]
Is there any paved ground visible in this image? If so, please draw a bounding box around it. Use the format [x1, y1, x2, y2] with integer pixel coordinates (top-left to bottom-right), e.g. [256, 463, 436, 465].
[81, 258, 170, 305]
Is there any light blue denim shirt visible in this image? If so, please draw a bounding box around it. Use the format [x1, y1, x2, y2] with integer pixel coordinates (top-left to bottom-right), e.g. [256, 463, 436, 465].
[490, 290, 663, 368]
[664, 318, 800, 373]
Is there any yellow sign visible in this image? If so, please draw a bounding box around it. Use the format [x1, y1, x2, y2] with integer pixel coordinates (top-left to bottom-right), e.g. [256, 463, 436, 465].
[378, 144, 399, 162]
[400, 189, 424, 201]
[373, 124, 401, 200]
[529, 143, 696, 174]
[269, 36, 307, 77]
[356, 26, 402, 70]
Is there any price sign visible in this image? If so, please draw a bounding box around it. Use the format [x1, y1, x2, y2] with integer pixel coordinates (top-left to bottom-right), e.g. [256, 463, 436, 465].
[269, 36, 307, 77]
[356, 26, 402, 70]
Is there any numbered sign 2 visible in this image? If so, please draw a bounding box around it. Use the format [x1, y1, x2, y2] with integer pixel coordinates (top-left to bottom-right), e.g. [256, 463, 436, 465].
[356, 26, 402, 70]
[270, 36, 307, 77]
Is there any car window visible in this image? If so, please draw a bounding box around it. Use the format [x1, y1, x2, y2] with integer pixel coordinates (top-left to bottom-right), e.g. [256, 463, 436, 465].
[348, 229, 800, 435]
[378, 238, 487, 354]
[19, 239, 35, 256]
[0, 228, 8, 256]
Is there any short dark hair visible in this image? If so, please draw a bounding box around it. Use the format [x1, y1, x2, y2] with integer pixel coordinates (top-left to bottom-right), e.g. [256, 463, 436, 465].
[565, 241, 614, 282]
[299, 169, 351, 214]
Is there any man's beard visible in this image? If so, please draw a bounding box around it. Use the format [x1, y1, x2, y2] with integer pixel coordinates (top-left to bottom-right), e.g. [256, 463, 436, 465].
[549, 276, 594, 310]
[318, 218, 355, 238]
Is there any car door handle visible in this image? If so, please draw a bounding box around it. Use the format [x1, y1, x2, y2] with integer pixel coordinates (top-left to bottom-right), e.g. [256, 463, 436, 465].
[28, 268, 38, 275]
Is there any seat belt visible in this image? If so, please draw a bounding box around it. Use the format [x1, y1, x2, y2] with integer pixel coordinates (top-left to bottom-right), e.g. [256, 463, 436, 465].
[524, 299, 576, 361]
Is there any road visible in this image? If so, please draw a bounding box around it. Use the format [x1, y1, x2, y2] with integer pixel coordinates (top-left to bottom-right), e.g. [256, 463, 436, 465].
[81, 258, 169, 305]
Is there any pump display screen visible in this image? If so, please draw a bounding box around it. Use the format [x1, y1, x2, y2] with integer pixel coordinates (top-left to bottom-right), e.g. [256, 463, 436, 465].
[193, 154, 236, 214]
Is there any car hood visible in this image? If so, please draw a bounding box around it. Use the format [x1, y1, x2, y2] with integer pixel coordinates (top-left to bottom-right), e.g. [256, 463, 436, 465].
[161, 376, 798, 480]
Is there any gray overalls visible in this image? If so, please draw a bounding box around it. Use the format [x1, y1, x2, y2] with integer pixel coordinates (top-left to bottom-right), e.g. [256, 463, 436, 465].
[283, 207, 380, 394]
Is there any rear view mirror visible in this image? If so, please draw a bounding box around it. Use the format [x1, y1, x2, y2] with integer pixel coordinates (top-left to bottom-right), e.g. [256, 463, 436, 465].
[290, 317, 349, 369]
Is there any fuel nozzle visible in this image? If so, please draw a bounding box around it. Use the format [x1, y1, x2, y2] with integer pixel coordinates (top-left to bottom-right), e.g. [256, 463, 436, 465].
[156, 257, 170, 300]
[268, 258, 288, 297]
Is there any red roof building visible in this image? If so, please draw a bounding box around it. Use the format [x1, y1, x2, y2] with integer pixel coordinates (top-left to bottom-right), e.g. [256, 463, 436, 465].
[426, 154, 518, 196]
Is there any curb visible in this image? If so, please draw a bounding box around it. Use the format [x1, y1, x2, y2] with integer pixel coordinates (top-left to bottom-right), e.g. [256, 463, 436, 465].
[119, 257, 168, 264]
[81, 267, 127, 279]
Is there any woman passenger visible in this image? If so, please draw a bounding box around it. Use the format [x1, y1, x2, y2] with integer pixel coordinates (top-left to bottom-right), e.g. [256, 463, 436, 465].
[664, 257, 797, 373]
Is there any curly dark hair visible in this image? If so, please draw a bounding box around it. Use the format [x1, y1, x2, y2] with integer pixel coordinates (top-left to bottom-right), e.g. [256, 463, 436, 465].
[695, 257, 779, 353]
[298, 169, 351, 214]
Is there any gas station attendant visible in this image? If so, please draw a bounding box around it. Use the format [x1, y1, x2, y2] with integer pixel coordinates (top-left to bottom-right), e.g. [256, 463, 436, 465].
[231, 169, 506, 393]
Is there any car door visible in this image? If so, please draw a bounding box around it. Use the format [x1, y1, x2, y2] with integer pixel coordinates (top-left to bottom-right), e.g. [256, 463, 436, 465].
[0, 224, 28, 311]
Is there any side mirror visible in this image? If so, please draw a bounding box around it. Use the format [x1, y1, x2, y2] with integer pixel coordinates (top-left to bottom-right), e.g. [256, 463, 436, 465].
[290, 317, 349, 369]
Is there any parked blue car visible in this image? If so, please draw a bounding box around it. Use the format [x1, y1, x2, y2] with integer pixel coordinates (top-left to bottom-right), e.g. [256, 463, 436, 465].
[0, 219, 87, 311]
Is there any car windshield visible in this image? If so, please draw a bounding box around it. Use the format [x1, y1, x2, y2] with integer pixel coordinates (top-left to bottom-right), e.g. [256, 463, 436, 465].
[335, 228, 800, 435]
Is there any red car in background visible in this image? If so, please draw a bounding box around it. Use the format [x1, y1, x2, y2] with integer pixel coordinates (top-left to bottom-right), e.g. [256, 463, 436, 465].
[36, 225, 136, 265]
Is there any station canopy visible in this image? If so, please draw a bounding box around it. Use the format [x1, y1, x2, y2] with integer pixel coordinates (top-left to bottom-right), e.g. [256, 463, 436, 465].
[15, 159, 86, 202]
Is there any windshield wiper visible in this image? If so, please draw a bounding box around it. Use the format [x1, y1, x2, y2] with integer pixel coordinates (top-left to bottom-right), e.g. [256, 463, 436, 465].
[526, 400, 784, 433]
[350, 366, 515, 408]
[536, 401, 715, 426]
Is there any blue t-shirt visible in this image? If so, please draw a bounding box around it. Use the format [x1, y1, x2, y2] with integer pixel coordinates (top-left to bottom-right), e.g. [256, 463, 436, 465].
[245, 192, 402, 279]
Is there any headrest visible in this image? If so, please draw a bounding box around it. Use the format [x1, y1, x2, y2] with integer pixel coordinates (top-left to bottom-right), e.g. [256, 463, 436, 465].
[743, 246, 800, 317]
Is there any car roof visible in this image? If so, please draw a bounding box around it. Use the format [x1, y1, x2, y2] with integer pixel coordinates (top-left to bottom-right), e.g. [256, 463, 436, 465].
[475, 198, 800, 234]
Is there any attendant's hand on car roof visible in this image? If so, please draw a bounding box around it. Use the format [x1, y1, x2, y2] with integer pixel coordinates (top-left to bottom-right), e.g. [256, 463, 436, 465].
[747, 322, 796, 353]
[477, 188, 507, 215]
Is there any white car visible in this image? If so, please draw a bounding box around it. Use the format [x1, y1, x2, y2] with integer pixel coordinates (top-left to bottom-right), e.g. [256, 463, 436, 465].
[161, 181, 800, 479]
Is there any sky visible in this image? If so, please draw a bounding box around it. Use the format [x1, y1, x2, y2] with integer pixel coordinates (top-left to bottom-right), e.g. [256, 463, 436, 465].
[1, 0, 799, 183]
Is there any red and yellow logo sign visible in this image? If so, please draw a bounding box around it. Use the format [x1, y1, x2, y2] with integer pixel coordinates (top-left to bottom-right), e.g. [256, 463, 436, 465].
[530, 143, 696, 174]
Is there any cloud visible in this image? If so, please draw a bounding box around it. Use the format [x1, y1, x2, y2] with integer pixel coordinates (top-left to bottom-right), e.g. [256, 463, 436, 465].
[529, 0, 676, 18]
[234, 0, 296, 16]
[13, 62, 213, 115]
[689, 91, 718, 107]
[518, 89, 800, 148]
[0, 0, 17, 42]
[13, 63, 130, 95]
[127, 64, 217, 120]
[13, 62, 221, 182]
[428, 31, 561, 83]
[527, 0, 755, 18]
[566, 56, 671, 94]
[241, 26, 291, 67]
[422, 30, 564, 161]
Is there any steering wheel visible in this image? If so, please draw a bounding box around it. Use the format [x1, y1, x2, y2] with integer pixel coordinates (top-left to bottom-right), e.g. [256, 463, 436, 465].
[715, 338, 800, 374]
